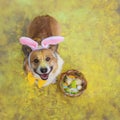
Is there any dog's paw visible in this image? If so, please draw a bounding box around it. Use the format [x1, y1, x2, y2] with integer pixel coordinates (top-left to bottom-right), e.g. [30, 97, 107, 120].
[52, 79, 57, 84]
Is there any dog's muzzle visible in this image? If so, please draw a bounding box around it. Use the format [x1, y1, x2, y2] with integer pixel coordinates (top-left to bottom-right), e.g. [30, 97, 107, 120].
[34, 66, 53, 80]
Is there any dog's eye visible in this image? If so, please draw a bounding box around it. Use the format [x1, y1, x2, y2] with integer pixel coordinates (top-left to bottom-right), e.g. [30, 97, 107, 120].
[34, 59, 39, 63]
[46, 57, 50, 61]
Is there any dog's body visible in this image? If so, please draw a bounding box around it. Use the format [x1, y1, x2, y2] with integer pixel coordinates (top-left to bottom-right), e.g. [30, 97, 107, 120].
[22, 15, 64, 86]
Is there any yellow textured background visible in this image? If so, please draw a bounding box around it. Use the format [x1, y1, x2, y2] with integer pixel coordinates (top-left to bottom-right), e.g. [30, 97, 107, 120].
[0, 0, 120, 120]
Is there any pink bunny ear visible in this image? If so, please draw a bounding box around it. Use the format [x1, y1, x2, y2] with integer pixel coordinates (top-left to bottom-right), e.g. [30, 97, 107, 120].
[19, 37, 38, 50]
[41, 36, 64, 48]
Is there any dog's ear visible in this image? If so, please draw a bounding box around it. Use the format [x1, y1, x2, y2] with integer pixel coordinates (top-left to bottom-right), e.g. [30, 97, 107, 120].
[23, 57, 30, 73]
[41, 36, 64, 52]
[22, 45, 32, 57]
[49, 45, 58, 52]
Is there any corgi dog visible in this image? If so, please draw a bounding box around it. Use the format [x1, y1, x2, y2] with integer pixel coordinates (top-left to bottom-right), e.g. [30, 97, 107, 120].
[20, 15, 64, 87]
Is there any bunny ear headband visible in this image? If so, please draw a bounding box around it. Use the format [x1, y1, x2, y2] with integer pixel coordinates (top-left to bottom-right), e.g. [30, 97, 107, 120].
[19, 36, 64, 51]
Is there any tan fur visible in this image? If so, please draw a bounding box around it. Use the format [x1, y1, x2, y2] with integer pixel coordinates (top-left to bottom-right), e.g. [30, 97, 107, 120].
[27, 15, 61, 43]
[24, 15, 61, 73]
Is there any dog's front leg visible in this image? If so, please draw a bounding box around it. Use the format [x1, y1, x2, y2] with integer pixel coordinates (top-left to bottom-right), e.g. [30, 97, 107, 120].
[52, 78, 57, 84]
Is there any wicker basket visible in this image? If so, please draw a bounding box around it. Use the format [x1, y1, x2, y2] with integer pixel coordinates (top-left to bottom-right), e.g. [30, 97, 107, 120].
[59, 70, 87, 97]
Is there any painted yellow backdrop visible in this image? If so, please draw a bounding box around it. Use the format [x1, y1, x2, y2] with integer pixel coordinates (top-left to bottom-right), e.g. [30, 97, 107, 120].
[0, 0, 120, 120]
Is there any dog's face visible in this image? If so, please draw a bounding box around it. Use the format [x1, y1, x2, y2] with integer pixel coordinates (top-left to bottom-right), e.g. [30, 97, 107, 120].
[29, 49, 58, 80]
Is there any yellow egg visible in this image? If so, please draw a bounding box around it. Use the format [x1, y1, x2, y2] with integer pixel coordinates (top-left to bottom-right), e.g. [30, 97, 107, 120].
[68, 75, 75, 79]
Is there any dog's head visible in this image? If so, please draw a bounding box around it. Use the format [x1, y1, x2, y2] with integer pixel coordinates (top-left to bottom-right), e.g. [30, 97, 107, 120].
[29, 48, 58, 80]
[20, 36, 64, 80]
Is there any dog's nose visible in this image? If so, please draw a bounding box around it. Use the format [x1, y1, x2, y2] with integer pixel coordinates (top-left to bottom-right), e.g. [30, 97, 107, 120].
[40, 67, 48, 73]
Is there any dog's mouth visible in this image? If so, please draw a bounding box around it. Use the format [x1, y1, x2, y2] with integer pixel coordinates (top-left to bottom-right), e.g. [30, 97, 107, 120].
[34, 67, 53, 80]
[40, 74, 49, 80]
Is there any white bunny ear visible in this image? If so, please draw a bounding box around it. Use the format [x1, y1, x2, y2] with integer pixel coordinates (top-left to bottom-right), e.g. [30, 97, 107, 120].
[41, 36, 64, 48]
[19, 37, 38, 50]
